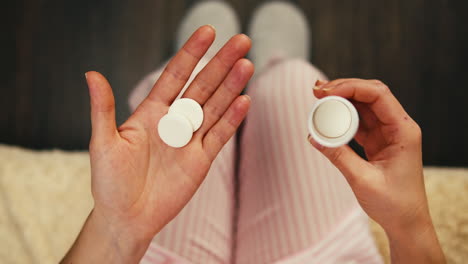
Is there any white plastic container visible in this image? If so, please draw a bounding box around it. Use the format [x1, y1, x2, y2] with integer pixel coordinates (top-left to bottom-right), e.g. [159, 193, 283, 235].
[308, 96, 359, 148]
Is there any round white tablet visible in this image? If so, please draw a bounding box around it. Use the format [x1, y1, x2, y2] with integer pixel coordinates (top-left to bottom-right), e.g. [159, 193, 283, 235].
[158, 113, 193, 148]
[169, 98, 204, 131]
[313, 100, 351, 138]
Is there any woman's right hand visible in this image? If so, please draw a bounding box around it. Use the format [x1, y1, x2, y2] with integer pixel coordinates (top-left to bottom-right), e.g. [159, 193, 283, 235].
[61, 26, 253, 264]
[309, 79, 445, 263]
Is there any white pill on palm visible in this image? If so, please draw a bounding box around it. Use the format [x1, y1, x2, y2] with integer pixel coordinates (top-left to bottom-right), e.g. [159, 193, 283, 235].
[169, 98, 204, 131]
[158, 113, 193, 148]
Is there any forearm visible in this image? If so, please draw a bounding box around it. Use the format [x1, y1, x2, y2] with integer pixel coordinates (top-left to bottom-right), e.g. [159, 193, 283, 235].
[61, 209, 150, 264]
[385, 213, 445, 264]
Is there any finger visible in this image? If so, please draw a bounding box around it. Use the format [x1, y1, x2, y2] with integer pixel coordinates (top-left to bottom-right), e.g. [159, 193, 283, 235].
[182, 34, 251, 104]
[351, 104, 382, 147]
[354, 102, 379, 131]
[308, 134, 372, 187]
[354, 128, 369, 147]
[196, 59, 254, 136]
[147, 25, 215, 104]
[354, 128, 388, 158]
[86, 71, 118, 145]
[315, 79, 329, 87]
[353, 102, 381, 148]
[203, 95, 251, 160]
[314, 79, 408, 125]
[313, 78, 361, 94]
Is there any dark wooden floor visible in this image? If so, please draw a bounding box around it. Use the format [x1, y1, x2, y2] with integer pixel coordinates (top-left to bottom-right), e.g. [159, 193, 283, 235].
[7, 0, 468, 166]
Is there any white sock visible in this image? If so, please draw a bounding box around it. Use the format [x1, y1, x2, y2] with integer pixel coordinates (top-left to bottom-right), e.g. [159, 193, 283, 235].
[248, 1, 310, 74]
[176, 1, 241, 60]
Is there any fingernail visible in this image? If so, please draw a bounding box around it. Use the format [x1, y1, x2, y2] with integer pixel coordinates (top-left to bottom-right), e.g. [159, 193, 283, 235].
[239, 33, 251, 41]
[206, 24, 216, 31]
[313, 85, 333, 91]
[84, 72, 88, 80]
[243, 94, 251, 101]
[314, 79, 328, 88]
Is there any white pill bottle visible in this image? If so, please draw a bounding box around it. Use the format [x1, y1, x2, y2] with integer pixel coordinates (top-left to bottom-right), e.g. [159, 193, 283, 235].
[308, 96, 359, 148]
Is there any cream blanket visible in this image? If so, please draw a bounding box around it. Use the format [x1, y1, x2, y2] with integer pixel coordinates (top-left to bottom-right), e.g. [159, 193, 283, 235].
[0, 144, 467, 263]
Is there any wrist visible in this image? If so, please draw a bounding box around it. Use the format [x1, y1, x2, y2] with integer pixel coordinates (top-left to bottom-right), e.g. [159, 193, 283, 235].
[384, 203, 433, 239]
[92, 208, 152, 262]
[384, 210, 445, 263]
[61, 208, 152, 264]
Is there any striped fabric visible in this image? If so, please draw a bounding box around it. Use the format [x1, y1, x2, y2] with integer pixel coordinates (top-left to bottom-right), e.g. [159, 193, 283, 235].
[133, 56, 383, 264]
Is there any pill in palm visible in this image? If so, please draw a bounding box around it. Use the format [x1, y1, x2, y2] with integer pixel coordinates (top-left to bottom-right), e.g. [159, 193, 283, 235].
[169, 98, 204, 131]
[158, 113, 194, 148]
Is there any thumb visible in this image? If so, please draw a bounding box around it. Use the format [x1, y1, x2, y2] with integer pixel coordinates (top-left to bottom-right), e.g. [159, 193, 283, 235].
[86, 71, 118, 145]
[308, 135, 371, 187]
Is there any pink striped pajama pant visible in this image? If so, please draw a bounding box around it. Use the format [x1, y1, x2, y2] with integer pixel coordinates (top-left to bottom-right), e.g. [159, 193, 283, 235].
[130, 56, 383, 264]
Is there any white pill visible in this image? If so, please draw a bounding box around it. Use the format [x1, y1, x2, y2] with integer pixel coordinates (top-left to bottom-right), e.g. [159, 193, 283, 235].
[308, 96, 359, 148]
[169, 98, 204, 131]
[313, 100, 351, 138]
[158, 113, 193, 148]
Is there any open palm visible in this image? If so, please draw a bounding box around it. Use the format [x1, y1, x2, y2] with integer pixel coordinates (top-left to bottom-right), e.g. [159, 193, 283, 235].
[86, 26, 253, 243]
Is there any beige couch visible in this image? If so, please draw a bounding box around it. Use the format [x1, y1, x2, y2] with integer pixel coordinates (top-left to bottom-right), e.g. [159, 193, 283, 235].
[0, 144, 467, 263]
